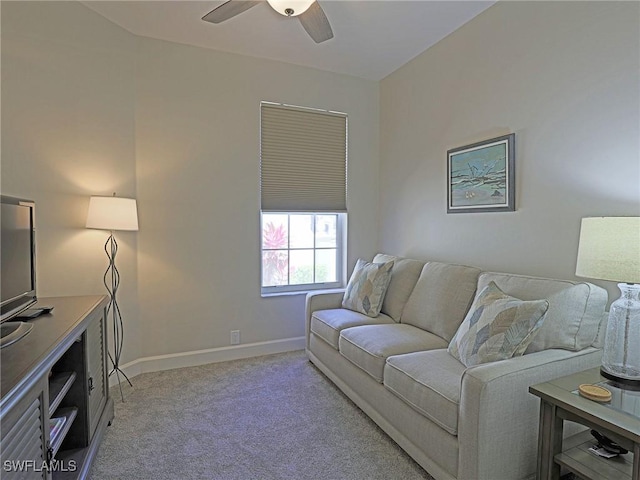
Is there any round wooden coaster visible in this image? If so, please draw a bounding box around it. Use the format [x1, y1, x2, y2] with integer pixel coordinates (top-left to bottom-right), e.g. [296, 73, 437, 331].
[578, 384, 612, 402]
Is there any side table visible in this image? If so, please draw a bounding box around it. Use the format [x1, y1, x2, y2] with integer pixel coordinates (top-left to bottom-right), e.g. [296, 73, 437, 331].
[530, 367, 640, 480]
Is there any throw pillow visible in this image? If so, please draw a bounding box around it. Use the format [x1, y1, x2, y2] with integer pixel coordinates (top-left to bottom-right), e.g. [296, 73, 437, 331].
[342, 259, 394, 317]
[448, 281, 549, 367]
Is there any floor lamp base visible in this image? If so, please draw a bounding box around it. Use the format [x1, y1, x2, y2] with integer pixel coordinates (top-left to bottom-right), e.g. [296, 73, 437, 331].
[110, 362, 133, 402]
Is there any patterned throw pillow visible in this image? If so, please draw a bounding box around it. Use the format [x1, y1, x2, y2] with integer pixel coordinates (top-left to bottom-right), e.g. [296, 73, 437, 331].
[448, 282, 549, 367]
[342, 259, 394, 317]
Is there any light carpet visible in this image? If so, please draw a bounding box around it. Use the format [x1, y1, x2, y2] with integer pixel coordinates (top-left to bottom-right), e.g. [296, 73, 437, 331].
[90, 350, 433, 480]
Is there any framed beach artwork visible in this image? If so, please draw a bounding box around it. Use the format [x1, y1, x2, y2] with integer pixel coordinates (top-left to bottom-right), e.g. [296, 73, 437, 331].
[447, 133, 515, 214]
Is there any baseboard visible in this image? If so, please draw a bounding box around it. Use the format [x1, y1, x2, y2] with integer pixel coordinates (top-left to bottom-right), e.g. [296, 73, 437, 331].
[109, 336, 305, 387]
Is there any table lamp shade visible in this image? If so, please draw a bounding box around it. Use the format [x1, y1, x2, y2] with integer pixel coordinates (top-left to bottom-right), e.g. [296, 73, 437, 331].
[576, 217, 640, 284]
[86, 196, 138, 231]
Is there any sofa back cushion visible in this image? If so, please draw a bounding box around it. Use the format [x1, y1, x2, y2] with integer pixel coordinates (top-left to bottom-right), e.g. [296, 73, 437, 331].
[477, 272, 607, 352]
[401, 262, 481, 341]
[373, 254, 425, 322]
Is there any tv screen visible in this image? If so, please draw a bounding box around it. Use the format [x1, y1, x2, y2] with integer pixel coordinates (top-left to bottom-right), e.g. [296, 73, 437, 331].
[0, 196, 37, 322]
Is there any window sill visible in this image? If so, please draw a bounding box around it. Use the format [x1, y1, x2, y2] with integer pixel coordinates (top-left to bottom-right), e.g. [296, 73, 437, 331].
[261, 286, 345, 298]
[261, 291, 310, 298]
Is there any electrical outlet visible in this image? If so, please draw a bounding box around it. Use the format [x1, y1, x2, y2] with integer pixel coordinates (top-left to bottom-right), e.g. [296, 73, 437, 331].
[230, 330, 240, 345]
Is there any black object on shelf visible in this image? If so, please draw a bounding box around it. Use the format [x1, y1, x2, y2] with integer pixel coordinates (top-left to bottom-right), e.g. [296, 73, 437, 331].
[590, 429, 629, 455]
[15, 306, 54, 319]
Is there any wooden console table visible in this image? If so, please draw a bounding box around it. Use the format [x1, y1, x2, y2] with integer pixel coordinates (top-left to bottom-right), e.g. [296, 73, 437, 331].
[530, 368, 640, 480]
[1, 296, 114, 479]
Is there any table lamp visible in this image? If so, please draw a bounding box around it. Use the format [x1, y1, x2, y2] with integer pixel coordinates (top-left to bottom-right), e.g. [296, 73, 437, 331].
[576, 217, 640, 387]
[86, 194, 138, 400]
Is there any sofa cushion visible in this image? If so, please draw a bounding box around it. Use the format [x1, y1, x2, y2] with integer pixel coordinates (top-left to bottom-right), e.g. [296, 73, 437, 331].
[373, 254, 425, 322]
[477, 273, 607, 353]
[401, 262, 481, 341]
[339, 324, 448, 382]
[342, 258, 394, 317]
[384, 350, 466, 435]
[447, 282, 549, 367]
[310, 308, 395, 350]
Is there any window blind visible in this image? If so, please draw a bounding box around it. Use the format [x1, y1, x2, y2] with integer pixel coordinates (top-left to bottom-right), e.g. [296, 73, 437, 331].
[260, 103, 347, 212]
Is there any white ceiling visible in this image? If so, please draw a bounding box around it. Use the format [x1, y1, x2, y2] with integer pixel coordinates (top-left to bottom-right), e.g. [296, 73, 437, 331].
[82, 1, 495, 81]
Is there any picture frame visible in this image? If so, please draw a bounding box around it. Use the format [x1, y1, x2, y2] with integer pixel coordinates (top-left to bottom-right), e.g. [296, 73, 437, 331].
[447, 133, 515, 214]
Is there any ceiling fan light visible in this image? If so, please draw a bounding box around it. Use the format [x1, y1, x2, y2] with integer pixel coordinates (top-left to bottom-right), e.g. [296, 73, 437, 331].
[267, 0, 314, 17]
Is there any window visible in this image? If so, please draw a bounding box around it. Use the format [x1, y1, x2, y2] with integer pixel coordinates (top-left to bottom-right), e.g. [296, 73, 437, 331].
[260, 102, 347, 294]
[261, 213, 344, 292]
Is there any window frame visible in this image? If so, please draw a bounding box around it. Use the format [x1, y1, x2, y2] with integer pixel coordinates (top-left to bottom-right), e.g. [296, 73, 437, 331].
[260, 211, 346, 296]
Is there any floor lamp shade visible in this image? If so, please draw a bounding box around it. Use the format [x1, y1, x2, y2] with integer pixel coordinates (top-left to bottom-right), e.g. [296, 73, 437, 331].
[86, 195, 138, 400]
[86, 196, 138, 231]
[576, 217, 640, 386]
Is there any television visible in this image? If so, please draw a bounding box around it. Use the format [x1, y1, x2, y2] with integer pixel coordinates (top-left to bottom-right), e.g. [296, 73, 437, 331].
[0, 196, 37, 346]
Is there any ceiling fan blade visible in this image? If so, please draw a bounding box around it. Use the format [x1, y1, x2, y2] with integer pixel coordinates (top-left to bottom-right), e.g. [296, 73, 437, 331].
[202, 0, 261, 24]
[298, 1, 333, 43]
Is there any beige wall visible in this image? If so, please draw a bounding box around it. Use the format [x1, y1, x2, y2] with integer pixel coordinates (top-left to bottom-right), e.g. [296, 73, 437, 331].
[1, 1, 141, 363]
[379, 1, 640, 301]
[1, 1, 380, 363]
[134, 38, 379, 357]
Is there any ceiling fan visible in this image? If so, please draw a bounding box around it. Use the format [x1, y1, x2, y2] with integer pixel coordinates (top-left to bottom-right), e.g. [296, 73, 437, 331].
[202, 0, 334, 44]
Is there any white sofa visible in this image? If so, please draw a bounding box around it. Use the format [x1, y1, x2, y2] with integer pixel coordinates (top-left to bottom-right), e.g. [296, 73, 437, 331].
[305, 254, 608, 480]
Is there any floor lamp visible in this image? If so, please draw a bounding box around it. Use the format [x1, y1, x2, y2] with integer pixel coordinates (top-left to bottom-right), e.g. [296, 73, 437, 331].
[86, 194, 139, 401]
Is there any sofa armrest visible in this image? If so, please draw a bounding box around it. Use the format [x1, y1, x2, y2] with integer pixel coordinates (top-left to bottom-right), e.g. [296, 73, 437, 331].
[457, 347, 603, 480]
[305, 289, 344, 349]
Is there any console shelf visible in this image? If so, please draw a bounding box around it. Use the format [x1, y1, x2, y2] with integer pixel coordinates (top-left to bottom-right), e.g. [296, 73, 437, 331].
[49, 372, 77, 415]
[50, 407, 78, 458]
[0, 296, 114, 480]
